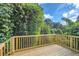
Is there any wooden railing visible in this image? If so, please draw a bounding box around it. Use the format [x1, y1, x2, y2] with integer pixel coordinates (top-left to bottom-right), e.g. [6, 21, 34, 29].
[0, 34, 79, 56]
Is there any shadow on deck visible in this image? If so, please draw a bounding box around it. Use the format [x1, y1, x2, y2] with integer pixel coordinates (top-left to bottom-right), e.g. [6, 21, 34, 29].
[11, 44, 79, 56]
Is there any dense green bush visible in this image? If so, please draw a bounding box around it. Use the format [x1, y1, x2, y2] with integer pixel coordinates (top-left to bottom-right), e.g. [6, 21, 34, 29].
[10, 4, 44, 35]
[0, 4, 13, 43]
[0, 3, 51, 43]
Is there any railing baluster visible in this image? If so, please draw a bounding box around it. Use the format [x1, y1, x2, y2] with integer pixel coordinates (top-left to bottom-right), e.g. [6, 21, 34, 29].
[2, 47, 4, 56]
[21, 37, 23, 48]
[25, 37, 27, 48]
[24, 37, 26, 48]
[18, 37, 19, 49]
[70, 37, 73, 49]
[73, 37, 74, 49]
[29, 37, 30, 47]
[74, 37, 76, 51]
[69, 37, 70, 47]
[22, 37, 24, 48]
[41, 36, 43, 45]
[39, 36, 41, 45]
[0, 49, 1, 56]
[6, 42, 9, 55]
[43, 36, 45, 44]
[40, 36, 41, 45]
[27, 37, 29, 47]
[77, 38, 79, 50]
[41, 36, 42, 45]
[68, 36, 70, 47]
[23, 37, 24, 48]
[19, 37, 21, 49]
[76, 38, 78, 51]
[30, 37, 32, 47]
[21, 37, 23, 49]
[0, 45, 3, 56]
[4, 44, 6, 56]
[37, 36, 39, 46]
[10, 37, 14, 54]
[16, 37, 19, 50]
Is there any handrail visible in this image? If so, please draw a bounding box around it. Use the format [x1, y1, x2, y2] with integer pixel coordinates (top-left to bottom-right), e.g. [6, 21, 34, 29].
[0, 34, 79, 56]
[12, 34, 79, 38]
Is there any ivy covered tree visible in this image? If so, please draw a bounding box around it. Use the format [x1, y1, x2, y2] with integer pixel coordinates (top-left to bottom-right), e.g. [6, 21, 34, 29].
[0, 4, 13, 43]
[10, 3, 44, 35]
[0, 3, 45, 42]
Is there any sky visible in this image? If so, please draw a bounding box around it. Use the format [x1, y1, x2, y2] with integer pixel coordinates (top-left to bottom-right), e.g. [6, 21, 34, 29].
[39, 3, 79, 25]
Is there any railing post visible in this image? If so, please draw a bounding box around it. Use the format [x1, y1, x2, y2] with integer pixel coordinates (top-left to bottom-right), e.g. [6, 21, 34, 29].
[0, 48, 3, 56]
[74, 37, 75, 50]
[15, 37, 19, 51]
[0, 49, 1, 56]
[58, 35, 60, 45]
[67, 36, 69, 47]
[48, 35, 49, 44]
[76, 38, 78, 52]
[0, 43, 5, 56]
[10, 37, 15, 54]
[3, 44, 5, 56]
[68, 36, 70, 47]
[51, 35, 54, 43]
[70, 37, 73, 49]
[58, 35, 60, 44]
[6, 42, 8, 55]
[63, 35, 66, 46]
[54, 35, 56, 44]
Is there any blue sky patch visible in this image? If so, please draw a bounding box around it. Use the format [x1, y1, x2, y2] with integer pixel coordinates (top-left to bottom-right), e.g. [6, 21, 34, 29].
[39, 3, 79, 25]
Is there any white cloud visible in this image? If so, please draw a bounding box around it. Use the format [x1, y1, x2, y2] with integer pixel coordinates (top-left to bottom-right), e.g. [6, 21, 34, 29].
[60, 20, 67, 25]
[73, 3, 79, 8]
[38, 3, 45, 5]
[69, 17, 77, 22]
[44, 14, 53, 19]
[63, 9, 77, 17]
[62, 4, 79, 22]
[63, 13, 68, 18]
[69, 14, 78, 22]
[63, 10, 78, 22]
[69, 9, 75, 15]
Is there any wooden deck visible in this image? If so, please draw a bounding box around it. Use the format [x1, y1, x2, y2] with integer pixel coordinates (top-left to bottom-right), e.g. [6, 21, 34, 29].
[0, 34, 79, 56]
[11, 44, 79, 56]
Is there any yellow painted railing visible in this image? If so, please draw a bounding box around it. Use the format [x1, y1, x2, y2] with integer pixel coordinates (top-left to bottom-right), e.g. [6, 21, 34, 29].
[0, 34, 79, 56]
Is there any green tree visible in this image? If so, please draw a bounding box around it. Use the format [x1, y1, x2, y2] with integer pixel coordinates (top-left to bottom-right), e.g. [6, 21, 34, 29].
[62, 17, 79, 36]
[62, 17, 74, 25]
[40, 22, 51, 34]
[10, 3, 44, 35]
[0, 3, 44, 42]
[0, 4, 13, 43]
[44, 18, 53, 28]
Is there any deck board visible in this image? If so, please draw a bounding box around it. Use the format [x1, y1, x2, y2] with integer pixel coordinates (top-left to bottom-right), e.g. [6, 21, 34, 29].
[12, 44, 79, 56]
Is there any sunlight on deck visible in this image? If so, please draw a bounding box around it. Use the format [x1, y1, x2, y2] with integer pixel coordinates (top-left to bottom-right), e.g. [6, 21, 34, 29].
[12, 44, 79, 56]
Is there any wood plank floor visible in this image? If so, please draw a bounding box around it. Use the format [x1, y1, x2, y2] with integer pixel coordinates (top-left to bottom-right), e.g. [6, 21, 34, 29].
[12, 44, 79, 56]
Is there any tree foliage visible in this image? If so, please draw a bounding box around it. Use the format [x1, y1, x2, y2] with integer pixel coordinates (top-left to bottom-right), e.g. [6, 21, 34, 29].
[0, 4, 13, 43]
[62, 17, 79, 36]
[10, 4, 44, 35]
[0, 3, 45, 43]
